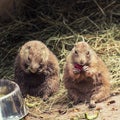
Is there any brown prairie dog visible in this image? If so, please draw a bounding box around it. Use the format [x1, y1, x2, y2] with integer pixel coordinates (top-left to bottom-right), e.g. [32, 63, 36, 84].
[63, 41, 110, 108]
[14, 40, 59, 101]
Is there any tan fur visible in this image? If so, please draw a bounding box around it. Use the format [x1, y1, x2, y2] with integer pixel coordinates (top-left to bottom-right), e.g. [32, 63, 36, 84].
[14, 40, 59, 100]
[63, 42, 110, 107]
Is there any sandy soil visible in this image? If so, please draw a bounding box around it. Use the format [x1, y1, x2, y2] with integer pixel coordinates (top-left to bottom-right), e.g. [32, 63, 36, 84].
[24, 90, 120, 120]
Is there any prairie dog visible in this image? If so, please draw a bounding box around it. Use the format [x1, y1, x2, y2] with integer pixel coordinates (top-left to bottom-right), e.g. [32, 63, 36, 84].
[63, 42, 110, 107]
[14, 40, 59, 101]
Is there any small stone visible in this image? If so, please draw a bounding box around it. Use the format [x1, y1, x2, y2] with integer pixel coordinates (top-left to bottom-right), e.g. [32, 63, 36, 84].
[89, 103, 96, 108]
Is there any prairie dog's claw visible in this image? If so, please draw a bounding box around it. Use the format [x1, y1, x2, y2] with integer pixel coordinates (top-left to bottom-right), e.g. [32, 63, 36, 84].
[83, 66, 89, 71]
[73, 69, 80, 74]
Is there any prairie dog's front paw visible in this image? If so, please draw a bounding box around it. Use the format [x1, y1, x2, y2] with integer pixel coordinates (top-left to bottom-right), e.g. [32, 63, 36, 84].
[45, 67, 54, 76]
[89, 100, 96, 108]
[44, 70, 51, 76]
[43, 94, 49, 101]
[83, 66, 89, 71]
[73, 69, 80, 74]
[83, 66, 95, 77]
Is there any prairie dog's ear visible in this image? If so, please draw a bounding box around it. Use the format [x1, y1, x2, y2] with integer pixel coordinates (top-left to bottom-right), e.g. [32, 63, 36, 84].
[19, 45, 29, 59]
[19, 45, 30, 53]
[72, 43, 78, 52]
[74, 43, 78, 47]
[72, 46, 76, 53]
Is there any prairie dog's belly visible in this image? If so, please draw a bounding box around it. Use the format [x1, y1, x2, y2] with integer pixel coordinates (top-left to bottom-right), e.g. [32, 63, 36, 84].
[76, 80, 94, 93]
[24, 73, 45, 86]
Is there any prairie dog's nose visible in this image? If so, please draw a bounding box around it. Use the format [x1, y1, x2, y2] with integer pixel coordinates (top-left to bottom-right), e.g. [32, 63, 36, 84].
[30, 63, 39, 73]
[80, 60, 84, 65]
[30, 68, 38, 73]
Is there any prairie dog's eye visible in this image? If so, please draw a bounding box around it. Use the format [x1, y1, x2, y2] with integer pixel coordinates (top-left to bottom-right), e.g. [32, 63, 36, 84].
[74, 50, 78, 55]
[86, 51, 90, 56]
[28, 56, 31, 62]
[39, 63, 43, 69]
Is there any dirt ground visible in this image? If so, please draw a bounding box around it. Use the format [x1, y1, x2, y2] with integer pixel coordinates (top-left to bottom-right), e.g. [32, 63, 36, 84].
[24, 89, 120, 120]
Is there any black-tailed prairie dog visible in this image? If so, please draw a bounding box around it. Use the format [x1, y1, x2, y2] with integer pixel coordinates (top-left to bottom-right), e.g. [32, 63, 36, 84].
[63, 42, 110, 107]
[14, 40, 59, 101]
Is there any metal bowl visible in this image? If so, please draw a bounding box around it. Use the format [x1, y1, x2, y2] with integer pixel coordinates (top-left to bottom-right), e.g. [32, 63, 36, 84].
[0, 79, 28, 120]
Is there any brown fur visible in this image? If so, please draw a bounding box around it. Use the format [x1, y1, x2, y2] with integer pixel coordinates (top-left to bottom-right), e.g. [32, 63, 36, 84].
[14, 40, 59, 100]
[63, 42, 110, 107]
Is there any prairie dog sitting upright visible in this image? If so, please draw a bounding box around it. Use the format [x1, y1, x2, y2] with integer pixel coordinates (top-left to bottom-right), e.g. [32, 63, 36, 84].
[14, 40, 59, 101]
[63, 42, 110, 107]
